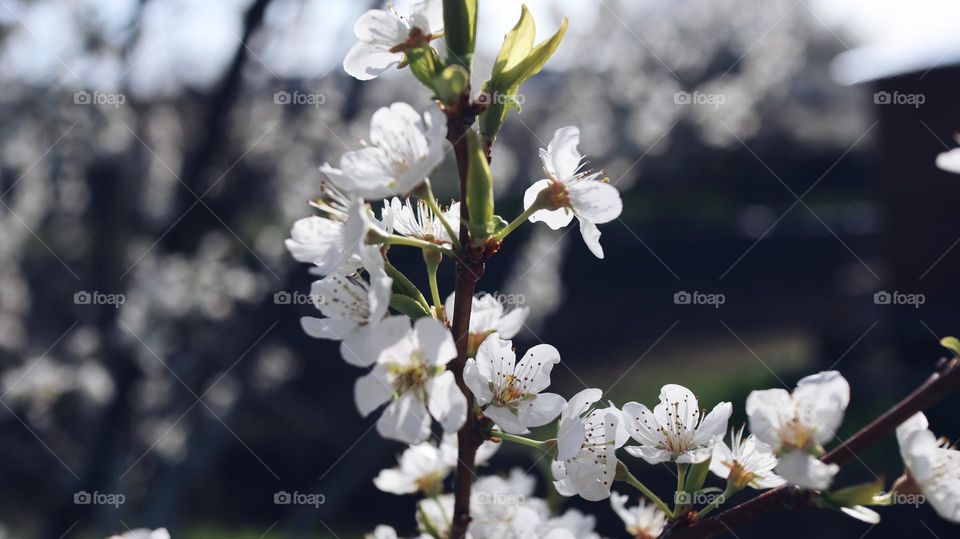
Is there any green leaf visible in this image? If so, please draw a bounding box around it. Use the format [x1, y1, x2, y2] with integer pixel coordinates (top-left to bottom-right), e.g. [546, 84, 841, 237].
[498, 17, 567, 91]
[492, 5, 536, 81]
[465, 129, 495, 241]
[443, 0, 478, 67]
[823, 478, 885, 508]
[940, 336, 960, 358]
[385, 257, 429, 308]
[390, 294, 432, 320]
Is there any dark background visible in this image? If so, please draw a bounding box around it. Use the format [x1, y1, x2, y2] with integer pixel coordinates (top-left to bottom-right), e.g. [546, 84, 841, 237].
[1, 0, 959, 537]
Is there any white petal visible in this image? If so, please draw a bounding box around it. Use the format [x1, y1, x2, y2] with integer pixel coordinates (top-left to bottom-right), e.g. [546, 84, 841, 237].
[709, 441, 734, 481]
[578, 219, 604, 258]
[495, 307, 529, 339]
[285, 216, 344, 271]
[373, 468, 417, 494]
[518, 393, 566, 429]
[355, 365, 392, 417]
[525, 180, 575, 229]
[341, 316, 410, 367]
[746, 388, 792, 449]
[793, 371, 850, 445]
[353, 9, 407, 44]
[409, 0, 444, 33]
[415, 317, 457, 367]
[774, 451, 838, 490]
[515, 343, 560, 394]
[560, 388, 603, 424]
[840, 506, 881, 524]
[936, 147, 960, 174]
[463, 358, 492, 405]
[623, 445, 673, 464]
[542, 126, 583, 181]
[623, 401, 663, 448]
[486, 405, 529, 435]
[568, 180, 623, 224]
[557, 419, 586, 462]
[300, 316, 358, 341]
[655, 384, 700, 433]
[343, 40, 402, 81]
[427, 370, 467, 433]
[693, 402, 733, 446]
[378, 393, 432, 444]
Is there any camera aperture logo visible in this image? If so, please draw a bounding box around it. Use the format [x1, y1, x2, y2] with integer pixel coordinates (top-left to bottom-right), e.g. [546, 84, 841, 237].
[74, 290, 125, 308]
[274, 490, 325, 508]
[274, 91, 326, 108]
[675, 490, 724, 506]
[476, 91, 524, 107]
[74, 490, 125, 507]
[273, 290, 324, 305]
[674, 290, 725, 309]
[873, 290, 924, 309]
[674, 91, 725, 109]
[873, 91, 924, 108]
[73, 91, 126, 108]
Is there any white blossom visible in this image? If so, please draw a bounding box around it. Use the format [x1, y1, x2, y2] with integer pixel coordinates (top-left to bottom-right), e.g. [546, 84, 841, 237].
[552, 388, 628, 501]
[445, 292, 530, 353]
[108, 530, 169, 539]
[896, 412, 960, 523]
[320, 102, 445, 200]
[465, 334, 565, 434]
[300, 245, 392, 346]
[373, 433, 499, 495]
[344, 0, 443, 81]
[352, 317, 466, 444]
[746, 371, 849, 490]
[936, 136, 960, 174]
[709, 427, 785, 490]
[382, 197, 459, 247]
[538, 509, 600, 539]
[285, 181, 363, 275]
[610, 491, 668, 539]
[523, 126, 623, 258]
[623, 384, 732, 464]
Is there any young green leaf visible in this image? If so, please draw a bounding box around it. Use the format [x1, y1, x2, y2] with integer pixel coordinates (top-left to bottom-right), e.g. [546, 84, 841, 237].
[443, 0, 478, 67]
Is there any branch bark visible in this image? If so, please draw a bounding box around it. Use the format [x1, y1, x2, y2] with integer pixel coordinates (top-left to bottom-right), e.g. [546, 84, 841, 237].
[663, 356, 960, 539]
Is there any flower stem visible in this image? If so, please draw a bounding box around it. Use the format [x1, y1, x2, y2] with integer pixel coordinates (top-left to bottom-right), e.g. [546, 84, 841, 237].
[492, 430, 547, 450]
[425, 251, 445, 323]
[383, 234, 457, 258]
[421, 179, 462, 251]
[694, 485, 738, 520]
[619, 466, 673, 518]
[493, 199, 544, 242]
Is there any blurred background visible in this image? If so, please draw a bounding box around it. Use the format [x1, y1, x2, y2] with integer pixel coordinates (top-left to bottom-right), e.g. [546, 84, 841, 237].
[1, 0, 959, 537]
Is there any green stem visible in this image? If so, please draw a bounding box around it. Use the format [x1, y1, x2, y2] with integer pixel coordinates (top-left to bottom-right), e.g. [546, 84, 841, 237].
[677, 463, 689, 495]
[493, 199, 546, 242]
[620, 467, 673, 518]
[425, 251, 445, 322]
[694, 485, 738, 520]
[383, 234, 457, 258]
[421, 179, 462, 251]
[492, 431, 547, 450]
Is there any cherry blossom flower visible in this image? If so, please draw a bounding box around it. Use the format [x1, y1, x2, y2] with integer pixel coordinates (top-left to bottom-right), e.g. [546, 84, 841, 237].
[610, 491, 668, 539]
[300, 245, 392, 346]
[352, 317, 466, 444]
[382, 197, 459, 247]
[320, 103, 446, 200]
[936, 136, 960, 174]
[622, 384, 732, 464]
[896, 412, 960, 522]
[344, 0, 443, 81]
[108, 531, 169, 539]
[465, 334, 565, 434]
[523, 126, 623, 258]
[373, 433, 499, 495]
[709, 427, 786, 490]
[746, 371, 849, 490]
[285, 181, 363, 275]
[552, 388, 628, 501]
[538, 509, 600, 539]
[471, 469, 549, 539]
[445, 292, 530, 354]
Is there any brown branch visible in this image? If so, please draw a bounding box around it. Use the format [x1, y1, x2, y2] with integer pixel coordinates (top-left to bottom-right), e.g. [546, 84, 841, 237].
[664, 356, 960, 539]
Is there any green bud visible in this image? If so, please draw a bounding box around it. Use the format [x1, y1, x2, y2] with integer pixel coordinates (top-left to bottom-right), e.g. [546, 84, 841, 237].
[465, 129, 495, 241]
[822, 478, 885, 508]
[940, 336, 960, 358]
[434, 64, 470, 105]
[443, 0, 478, 67]
[405, 46, 442, 91]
